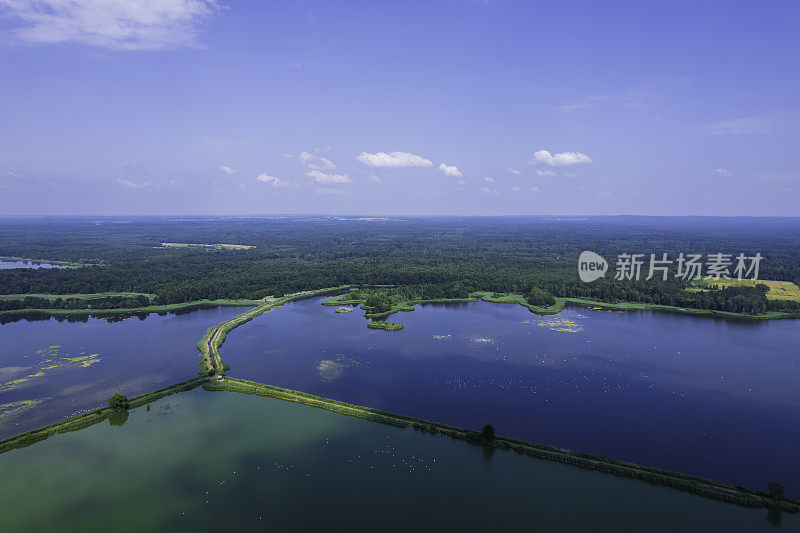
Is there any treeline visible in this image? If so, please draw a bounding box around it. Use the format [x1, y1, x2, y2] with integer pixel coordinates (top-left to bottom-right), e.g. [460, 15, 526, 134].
[1, 216, 799, 316]
[0, 295, 152, 311]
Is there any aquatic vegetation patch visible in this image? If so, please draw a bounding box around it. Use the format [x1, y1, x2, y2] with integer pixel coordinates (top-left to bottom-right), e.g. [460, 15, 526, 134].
[335, 307, 354, 313]
[317, 356, 361, 382]
[0, 399, 46, 421]
[0, 348, 102, 392]
[367, 321, 404, 331]
[63, 354, 101, 367]
[433, 334, 452, 340]
[535, 317, 583, 333]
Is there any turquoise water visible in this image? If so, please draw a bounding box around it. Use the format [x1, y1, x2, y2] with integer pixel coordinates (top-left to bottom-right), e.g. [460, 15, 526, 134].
[0, 389, 793, 532]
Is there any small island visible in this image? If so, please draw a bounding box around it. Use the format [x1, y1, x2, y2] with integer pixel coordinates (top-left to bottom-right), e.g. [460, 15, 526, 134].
[367, 321, 404, 331]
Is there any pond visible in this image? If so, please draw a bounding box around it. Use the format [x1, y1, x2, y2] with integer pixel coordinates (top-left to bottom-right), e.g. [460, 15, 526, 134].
[0, 260, 65, 269]
[223, 297, 800, 496]
[0, 307, 248, 439]
[0, 389, 792, 531]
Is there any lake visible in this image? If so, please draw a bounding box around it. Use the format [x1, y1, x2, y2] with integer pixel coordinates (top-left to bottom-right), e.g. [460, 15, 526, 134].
[223, 297, 800, 496]
[0, 389, 792, 532]
[0, 260, 66, 269]
[0, 307, 248, 439]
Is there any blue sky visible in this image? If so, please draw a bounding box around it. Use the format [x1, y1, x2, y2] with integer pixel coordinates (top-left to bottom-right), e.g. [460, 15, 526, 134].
[0, 0, 798, 216]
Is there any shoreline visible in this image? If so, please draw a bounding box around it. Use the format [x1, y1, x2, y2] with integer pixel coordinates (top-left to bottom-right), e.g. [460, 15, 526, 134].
[1, 285, 798, 321]
[321, 289, 800, 321]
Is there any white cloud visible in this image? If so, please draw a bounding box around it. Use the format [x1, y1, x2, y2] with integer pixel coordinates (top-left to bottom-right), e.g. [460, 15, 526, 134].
[218, 165, 236, 174]
[483, 177, 494, 183]
[597, 190, 613, 198]
[256, 173, 288, 188]
[117, 178, 150, 189]
[281, 153, 294, 159]
[439, 163, 462, 177]
[306, 170, 351, 184]
[356, 151, 432, 168]
[530, 186, 539, 192]
[0, 0, 222, 51]
[507, 168, 522, 177]
[366, 174, 382, 183]
[531, 150, 592, 166]
[715, 168, 733, 177]
[298, 151, 337, 171]
[479, 187, 500, 195]
[536, 170, 556, 177]
[510, 186, 522, 192]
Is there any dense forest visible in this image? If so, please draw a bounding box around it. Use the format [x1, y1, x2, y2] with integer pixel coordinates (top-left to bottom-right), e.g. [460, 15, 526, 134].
[1, 216, 799, 316]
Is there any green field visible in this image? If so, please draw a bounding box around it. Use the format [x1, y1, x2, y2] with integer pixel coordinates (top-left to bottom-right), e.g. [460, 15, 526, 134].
[689, 278, 800, 302]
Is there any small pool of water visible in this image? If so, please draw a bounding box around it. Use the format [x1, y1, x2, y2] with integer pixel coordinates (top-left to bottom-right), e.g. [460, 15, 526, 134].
[0, 307, 249, 438]
[0, 260, 67, 269]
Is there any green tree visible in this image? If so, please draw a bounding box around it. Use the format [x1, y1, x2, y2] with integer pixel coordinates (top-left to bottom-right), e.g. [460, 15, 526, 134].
[769, 481, 785, 500]
[481, 424, 495, 441]
[526, 287, 556, 307]
[108, 393, 129, 411]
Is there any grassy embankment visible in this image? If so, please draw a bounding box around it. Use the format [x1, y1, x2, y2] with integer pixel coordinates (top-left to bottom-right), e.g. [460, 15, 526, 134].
[0, 292, 156, 302]
[197, 286, 354, 375]
[0, 296, 263, 317]
[0, 377, 206, 454]
[205, 377, 799, 513]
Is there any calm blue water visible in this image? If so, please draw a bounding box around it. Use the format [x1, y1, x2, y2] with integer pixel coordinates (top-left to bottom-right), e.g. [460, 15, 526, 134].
[0, 307, 248, 438]
[223, 297, 800, 496]
[0, 389, 793, 531]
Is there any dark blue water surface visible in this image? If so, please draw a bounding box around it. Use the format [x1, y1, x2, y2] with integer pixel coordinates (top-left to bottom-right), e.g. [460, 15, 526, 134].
[0, 307, 248, 439]
[224, 297, 800, 496]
